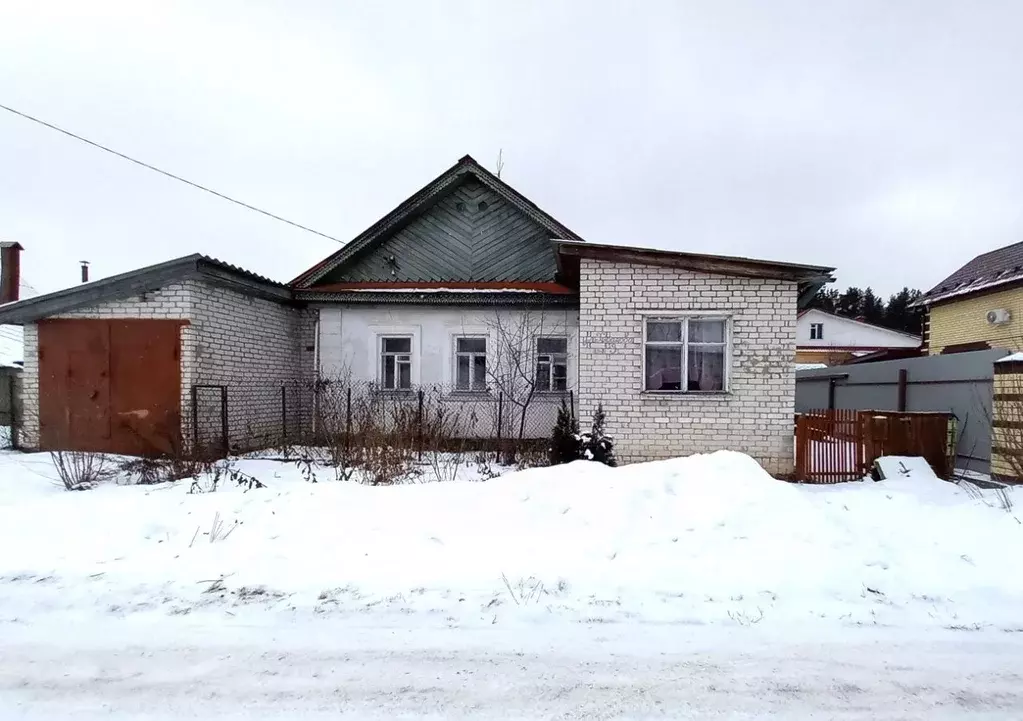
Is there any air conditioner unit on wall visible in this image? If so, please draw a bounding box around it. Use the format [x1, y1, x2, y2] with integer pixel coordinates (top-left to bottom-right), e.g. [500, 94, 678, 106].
[987, 308, 1012, 325]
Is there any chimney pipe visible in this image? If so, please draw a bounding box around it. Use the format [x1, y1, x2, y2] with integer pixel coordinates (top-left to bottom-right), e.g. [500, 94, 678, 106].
[0, 242, 23, 304]
[80, 260, 90, 284]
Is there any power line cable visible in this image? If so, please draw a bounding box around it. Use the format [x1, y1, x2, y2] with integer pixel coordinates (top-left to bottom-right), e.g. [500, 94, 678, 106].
[0, 102, 345, 245]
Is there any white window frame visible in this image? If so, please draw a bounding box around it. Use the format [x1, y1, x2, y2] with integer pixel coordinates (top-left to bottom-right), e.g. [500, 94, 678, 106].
[378, 335, 413, 391]
[453, 335, 488, 393]
[535, 336, 569, 393]
[642, 315, 731, 393]
[809, 322, 824, 340]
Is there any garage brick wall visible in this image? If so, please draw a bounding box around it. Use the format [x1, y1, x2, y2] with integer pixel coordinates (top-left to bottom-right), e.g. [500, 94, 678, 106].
[19, 280, 313, 452]
[576, 259, 797, 476]
[188, 281, 314, 450]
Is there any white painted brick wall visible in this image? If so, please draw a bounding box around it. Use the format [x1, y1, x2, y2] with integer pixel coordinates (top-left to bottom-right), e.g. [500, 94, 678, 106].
[18, 280, 313, 452]
[577, 259, 797, 475]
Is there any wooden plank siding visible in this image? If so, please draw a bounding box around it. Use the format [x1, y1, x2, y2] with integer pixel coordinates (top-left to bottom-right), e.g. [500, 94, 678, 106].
[321, 178, 560, 284]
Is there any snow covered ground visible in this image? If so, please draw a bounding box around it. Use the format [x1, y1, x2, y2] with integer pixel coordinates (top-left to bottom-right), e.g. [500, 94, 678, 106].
[2, 449, 1022, 718]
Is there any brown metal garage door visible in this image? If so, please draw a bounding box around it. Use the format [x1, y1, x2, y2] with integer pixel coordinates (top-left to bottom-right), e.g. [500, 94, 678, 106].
[38, 319, 185, 456]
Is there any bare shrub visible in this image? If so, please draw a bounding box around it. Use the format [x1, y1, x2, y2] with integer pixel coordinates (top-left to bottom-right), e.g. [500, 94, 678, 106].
[481, 309, 571, 464]
[50, 450, 113, 491]
[188, 457, 265, 493]
[473, 452, 501, 481]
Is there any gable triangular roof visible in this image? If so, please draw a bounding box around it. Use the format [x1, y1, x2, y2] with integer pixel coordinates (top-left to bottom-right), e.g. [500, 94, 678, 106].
[914, 239, 1023, 306]
[291, 155, 584, 288]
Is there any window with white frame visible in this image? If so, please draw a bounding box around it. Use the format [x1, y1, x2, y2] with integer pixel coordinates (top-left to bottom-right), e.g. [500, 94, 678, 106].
[380, 336, 412, 390]
[644, 317, 728, 392]
[809, 322, 824, 340]
[536, 337, 568, 392]
[455, 337, 487, 391]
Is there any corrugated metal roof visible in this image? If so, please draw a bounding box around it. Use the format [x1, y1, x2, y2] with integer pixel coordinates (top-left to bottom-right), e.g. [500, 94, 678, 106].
[917, 240, 1023, 305]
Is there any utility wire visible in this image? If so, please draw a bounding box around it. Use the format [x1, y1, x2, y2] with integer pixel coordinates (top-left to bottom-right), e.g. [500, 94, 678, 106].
[0, 102, 345, 245]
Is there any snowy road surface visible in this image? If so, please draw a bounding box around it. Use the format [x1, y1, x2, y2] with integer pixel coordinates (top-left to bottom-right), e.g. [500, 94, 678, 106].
[2, 621, 1022, 719]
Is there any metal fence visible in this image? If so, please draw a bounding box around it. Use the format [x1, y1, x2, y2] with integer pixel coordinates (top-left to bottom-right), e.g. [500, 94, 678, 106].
[0, 370, 18, 450]
[795, 349, 1008, 474]
[188, 381, 572, 457]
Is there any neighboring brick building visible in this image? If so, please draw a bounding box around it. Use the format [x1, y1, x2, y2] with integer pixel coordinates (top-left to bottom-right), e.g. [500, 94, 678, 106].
[0, 156, 834, 473]
[913, 240, 1023, 355]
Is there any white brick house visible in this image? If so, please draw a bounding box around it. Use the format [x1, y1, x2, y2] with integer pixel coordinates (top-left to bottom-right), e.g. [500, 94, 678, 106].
[0, 156, 833, 474]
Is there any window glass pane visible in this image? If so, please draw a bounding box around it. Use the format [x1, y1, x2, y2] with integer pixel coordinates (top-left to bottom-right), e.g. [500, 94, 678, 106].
[646, 321, 682, 342]
[553, 362, 567, 391]
[689, 319, 725, 343]
[456, 356, 470, 389]
[472, 355, 487, 386]
[687, 345, 725, 391]
[383, 337, 411, 353]
[645, 346, 682, 390]
[457, 337, 486, 353]
[398, 361, 411, 389]
[382, 356, 395, 388]
[536, 360, 551, 392]
[537, 337, 567, 354]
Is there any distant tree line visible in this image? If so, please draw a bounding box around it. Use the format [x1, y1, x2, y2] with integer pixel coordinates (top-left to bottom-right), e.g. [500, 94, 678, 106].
[808, 286, 924, 336]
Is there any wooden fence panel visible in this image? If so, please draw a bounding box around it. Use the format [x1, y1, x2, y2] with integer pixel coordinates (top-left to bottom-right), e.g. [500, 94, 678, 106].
[794, 409, 954, 483]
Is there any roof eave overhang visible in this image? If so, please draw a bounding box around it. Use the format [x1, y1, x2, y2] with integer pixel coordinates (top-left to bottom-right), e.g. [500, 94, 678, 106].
[0, 256, 294, 325]
[295, 290, 579, 308]
[554, 241, 834, 310]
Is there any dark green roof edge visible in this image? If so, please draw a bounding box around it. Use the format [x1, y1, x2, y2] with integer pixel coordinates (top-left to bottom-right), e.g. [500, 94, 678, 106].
[0, 254, 293, 325]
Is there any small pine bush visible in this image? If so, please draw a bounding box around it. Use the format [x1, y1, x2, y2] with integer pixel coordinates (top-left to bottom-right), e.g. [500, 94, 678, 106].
[580, 403, 617, 467]
[549, 399, 581, 465]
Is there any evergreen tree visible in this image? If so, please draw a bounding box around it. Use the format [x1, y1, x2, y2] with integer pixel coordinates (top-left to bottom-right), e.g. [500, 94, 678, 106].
[861, 287, 885, 325]
[809, 287, 840, 313]
[883, 287, 924, 335]
[836, 287, 863, 318]
[581, 403, 617, 467]
[549, 399, 580, 465]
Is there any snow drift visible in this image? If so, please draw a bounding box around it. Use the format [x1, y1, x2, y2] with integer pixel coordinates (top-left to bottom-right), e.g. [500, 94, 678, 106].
[1, 449, 1020, 629]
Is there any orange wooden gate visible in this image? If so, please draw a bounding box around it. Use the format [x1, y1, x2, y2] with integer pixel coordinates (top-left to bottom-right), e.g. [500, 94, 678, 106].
[795, 409, 954, 483]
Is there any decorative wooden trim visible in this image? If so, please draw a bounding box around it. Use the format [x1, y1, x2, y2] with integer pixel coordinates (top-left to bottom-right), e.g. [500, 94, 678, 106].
[940, 341, 991, 354]
[994, 361, 1023, 374]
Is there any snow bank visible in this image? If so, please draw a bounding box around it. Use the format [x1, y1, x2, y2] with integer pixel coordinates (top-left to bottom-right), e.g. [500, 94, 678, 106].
[1, 449, 1021, 629]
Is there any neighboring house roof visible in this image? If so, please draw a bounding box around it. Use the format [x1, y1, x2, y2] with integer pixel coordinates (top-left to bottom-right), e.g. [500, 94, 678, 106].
[796, 308, 922, 346]
[292, 155, 584, 288]
[913, 239, 1023, 306]
[0, 254, 291, 325]
[554, 240, 835, 308]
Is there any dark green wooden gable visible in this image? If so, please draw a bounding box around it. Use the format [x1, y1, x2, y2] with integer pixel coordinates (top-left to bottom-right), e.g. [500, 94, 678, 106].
[293, 156, 583, 287]
[330, 177, 557, 283]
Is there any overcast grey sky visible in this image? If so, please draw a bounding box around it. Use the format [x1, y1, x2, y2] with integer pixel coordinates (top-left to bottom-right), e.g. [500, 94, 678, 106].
[1, 1, 1021, 298]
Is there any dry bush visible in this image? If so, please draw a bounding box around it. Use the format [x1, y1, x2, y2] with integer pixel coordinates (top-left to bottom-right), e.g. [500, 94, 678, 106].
[50, 450, 112, 491]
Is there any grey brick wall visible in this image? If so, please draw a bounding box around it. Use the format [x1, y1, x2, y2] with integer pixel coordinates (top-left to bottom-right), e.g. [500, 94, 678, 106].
[18, 280, 312, 452]
[188, 282, 313, 449]
[577, 259, 797, 475]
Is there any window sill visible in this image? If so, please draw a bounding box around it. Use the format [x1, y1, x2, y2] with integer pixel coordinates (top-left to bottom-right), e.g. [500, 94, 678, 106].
[640, 390, 732, 398]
